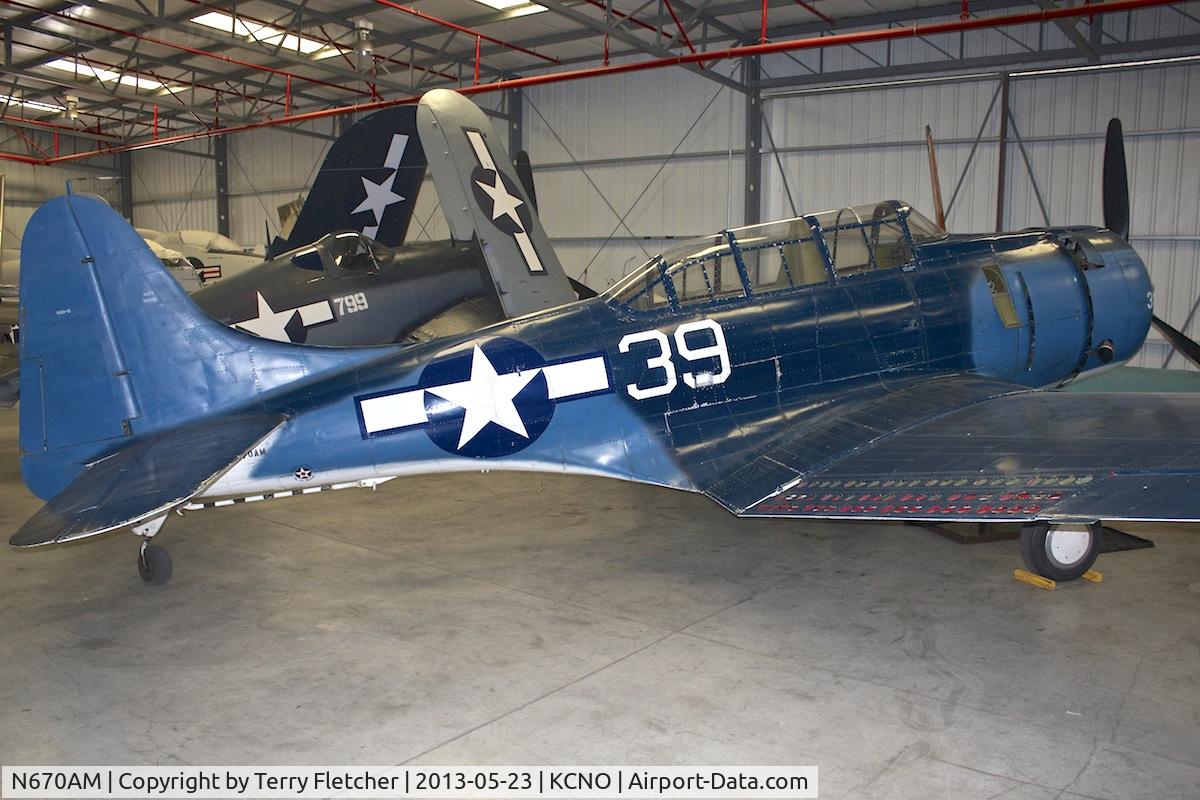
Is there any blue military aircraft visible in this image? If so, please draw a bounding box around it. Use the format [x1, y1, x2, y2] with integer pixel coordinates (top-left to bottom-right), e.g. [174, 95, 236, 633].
[10, 90, 1200, 588]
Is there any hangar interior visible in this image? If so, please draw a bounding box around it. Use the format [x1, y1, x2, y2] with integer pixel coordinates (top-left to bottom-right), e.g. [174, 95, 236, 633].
[1, 1, 1199, 798]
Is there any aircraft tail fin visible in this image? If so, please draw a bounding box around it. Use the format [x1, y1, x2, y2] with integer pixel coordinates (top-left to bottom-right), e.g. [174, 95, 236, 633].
[513, 150, 538, 212]
[18, 194, 369, 501]
[266, 105, 427, 258]
[417, 89, 577, 318]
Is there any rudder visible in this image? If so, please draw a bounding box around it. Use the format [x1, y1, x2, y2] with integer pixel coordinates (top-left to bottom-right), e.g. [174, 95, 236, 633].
[266, 104, 427, 258]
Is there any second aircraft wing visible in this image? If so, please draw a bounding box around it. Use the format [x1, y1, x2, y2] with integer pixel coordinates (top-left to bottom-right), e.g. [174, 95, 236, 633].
[677, 374, 1200, 524]
[417, 89, 578, 318]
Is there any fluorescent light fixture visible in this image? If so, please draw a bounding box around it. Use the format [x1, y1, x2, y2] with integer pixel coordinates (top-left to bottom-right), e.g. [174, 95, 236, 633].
[767, 72, 997, 98]
[1011, 54, 1200, 77]
[0, 94, 64, 114]
[192, 10, 340, 58]
[45, 58, 178, 93]
[467, 0, 547, 14]
[766, 54, 1200, 100]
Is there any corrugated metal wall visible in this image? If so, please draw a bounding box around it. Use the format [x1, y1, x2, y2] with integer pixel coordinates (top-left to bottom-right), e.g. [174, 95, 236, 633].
[762, 79, 1001, 231]
[1, 158, 122, 285]
[224, 121, 336, 249]
[523, 65, 746, 290]
[130, 139, 218, 235]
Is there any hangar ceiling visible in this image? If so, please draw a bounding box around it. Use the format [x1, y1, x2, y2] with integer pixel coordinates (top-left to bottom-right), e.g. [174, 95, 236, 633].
[0, 0, 1196, 164]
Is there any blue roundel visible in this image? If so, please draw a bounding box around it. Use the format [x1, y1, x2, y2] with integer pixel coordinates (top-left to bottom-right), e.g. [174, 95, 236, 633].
[419, 337, 553, 458]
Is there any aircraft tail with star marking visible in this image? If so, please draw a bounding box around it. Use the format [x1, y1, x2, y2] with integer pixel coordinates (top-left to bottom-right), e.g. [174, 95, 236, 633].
[266, 104, 428, 259]
[16, 191, 375, 520]
[417, 89, 577, 318]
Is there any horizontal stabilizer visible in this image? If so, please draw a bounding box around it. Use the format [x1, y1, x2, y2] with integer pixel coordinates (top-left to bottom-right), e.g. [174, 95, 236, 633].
[10, 414, 284, 547]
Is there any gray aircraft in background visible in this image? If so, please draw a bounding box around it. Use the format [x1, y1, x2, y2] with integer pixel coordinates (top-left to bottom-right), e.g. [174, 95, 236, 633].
[0, 102, 591, 404]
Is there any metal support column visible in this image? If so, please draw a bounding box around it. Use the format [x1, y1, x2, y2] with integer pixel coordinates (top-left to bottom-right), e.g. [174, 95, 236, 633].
[214, 135, 230, 237]
[117, 151, 133, 222]
[994, 73, 1010, 232]
[507, 88, 523, 157]
[743, 56, 762, 226]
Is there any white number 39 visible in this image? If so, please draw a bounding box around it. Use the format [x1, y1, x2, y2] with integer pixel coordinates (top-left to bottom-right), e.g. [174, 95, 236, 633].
[619, 319, 731, 400]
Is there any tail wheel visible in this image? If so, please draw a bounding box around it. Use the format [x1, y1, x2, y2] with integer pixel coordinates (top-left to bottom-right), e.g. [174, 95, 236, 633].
[1019, 522, 1101, 582]
[138, 543, 173, 586]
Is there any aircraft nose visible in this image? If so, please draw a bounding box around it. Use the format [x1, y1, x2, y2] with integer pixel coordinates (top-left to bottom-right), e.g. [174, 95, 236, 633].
[1079, 236, 1152, 372]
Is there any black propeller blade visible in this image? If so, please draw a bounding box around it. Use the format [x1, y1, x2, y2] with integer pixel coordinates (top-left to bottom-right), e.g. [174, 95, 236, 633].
[1152, 314, 1200, 370]
[513, 150, 538, 213]
[1103, 119, 1200, 368]
[1102, 118, 1130, 240]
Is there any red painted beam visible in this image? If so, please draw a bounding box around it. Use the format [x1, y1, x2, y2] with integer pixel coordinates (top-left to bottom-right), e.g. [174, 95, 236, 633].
[661, 0, 697, 53]
[0, 111, 123, 139]
[0, 151, 45, 165]
[30, 0, 1187, 165]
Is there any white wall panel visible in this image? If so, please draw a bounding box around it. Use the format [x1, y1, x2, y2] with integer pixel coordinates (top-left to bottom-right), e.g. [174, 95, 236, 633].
[406, 175, 450, 244]
[130, 139, 216, 235]
[764, 78, 1002, 232]
[524, 65, 745, 288]
[1, 159, 121, 284]
[131, 122, 341, 249]
[524, 66, 743, 163]
[226, 123, 334, 248]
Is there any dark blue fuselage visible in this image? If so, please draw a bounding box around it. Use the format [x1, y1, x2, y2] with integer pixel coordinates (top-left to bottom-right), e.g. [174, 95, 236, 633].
[203, 220, 1153, 502]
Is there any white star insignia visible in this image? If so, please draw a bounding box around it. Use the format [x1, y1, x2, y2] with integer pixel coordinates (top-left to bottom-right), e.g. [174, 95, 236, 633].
[352, 173, 405, 225]
[425, 345, 541, 450]
[474, 172, 525, 230]
[233, 292, 295, 342]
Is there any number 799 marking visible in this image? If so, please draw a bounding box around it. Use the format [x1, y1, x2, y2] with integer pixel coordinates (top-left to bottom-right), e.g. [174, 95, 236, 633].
[333, 292, 369, 316]
[619, 319, 731, 400]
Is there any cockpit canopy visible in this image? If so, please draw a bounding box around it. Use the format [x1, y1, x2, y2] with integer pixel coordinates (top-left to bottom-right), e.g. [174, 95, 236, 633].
[285, 230, 388, 275]
[605, 201, 943, 311]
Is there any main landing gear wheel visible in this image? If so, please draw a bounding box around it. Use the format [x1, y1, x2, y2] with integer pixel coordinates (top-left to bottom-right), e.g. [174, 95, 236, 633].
[1019, 522, 1101, 582]
[138, 541, 173, 586]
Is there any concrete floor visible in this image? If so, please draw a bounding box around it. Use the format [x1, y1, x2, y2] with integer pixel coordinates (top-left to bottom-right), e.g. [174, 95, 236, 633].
[2, 404, 1199, 800]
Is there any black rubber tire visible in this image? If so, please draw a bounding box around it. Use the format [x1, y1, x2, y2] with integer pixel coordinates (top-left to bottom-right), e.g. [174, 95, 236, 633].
[1019, 522, 1100, 582]
[138, 544, 173, 586]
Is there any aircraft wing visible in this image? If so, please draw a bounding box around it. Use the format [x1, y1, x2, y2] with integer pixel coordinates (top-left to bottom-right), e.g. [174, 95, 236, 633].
[672, 374, 1200, 523]
[10, 413, 285, 547]
[416, 89, 577, 318]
